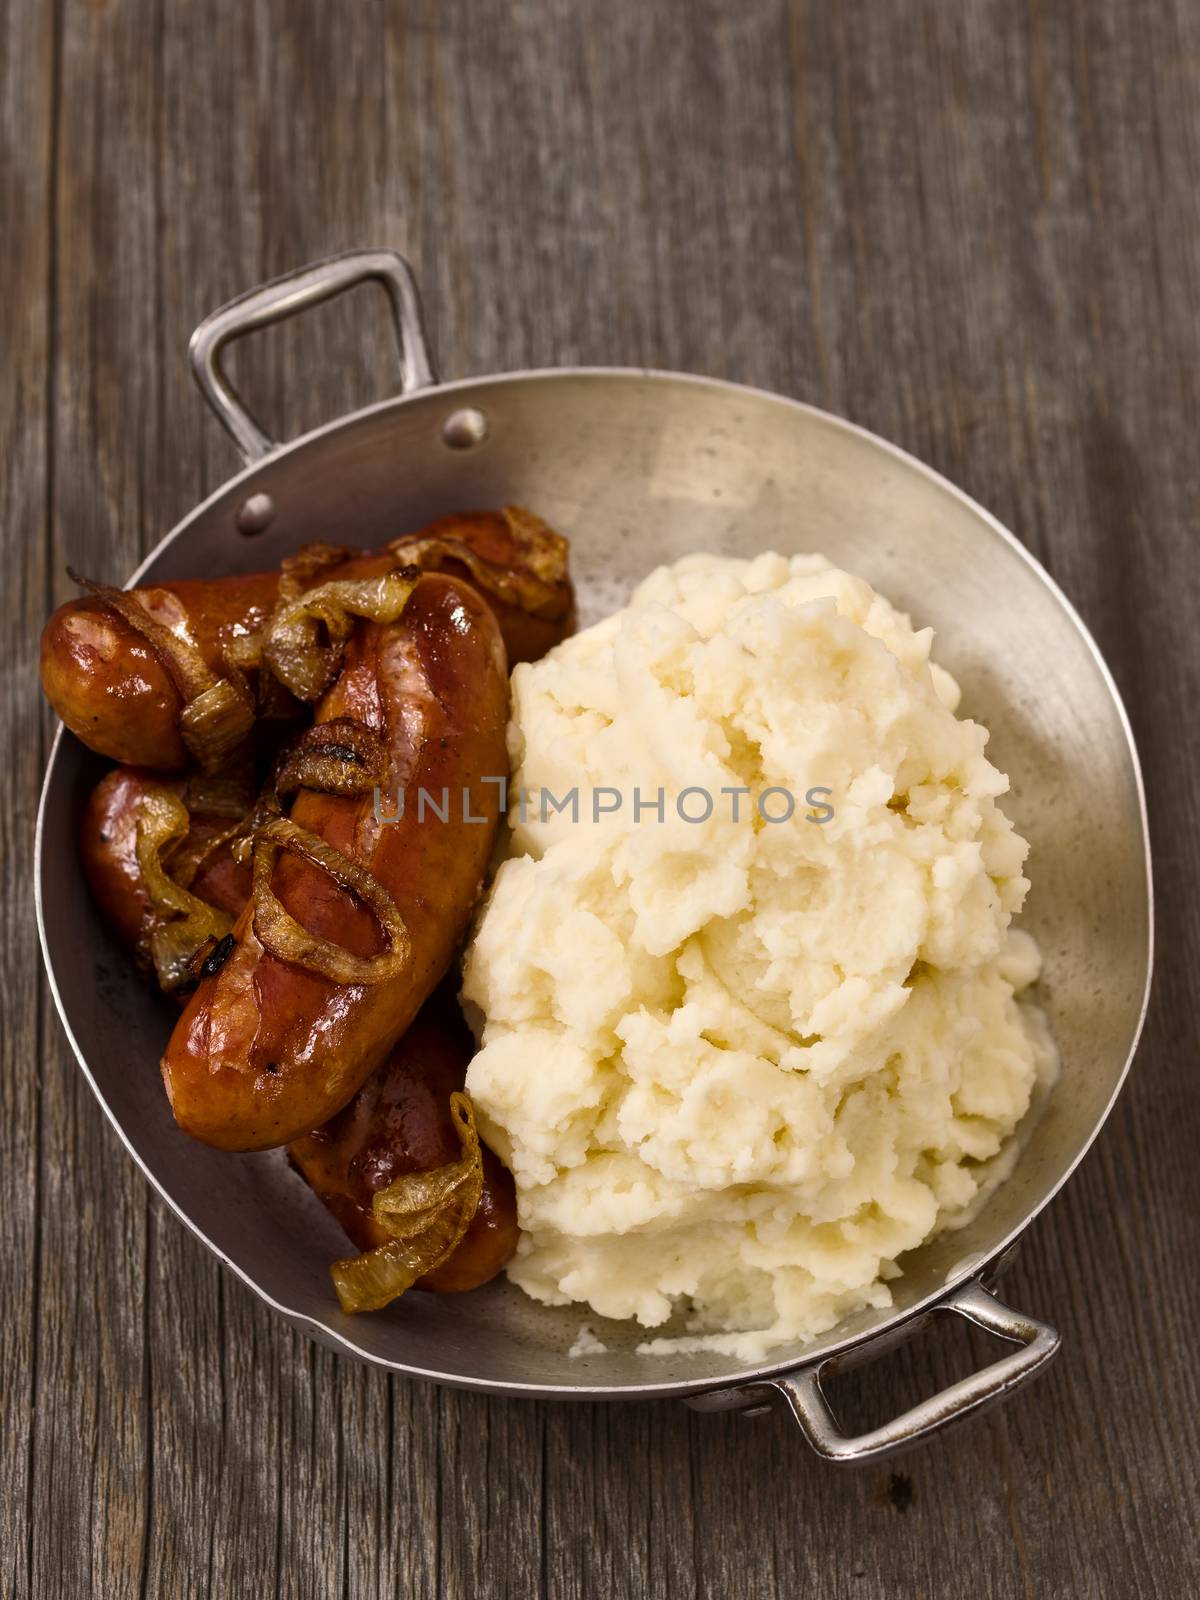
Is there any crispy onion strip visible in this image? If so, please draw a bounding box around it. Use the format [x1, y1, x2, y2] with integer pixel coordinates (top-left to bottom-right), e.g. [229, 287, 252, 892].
[331, 1093, 483, 1314]
[389, 505, 571, 622]
[177, 678, 255, 772]
[221, 629, 264, 674]
[135, 785, 236, 992]
[272, 717, 387, 799]
[250, 815, 410, 985]
[224, 545, 353, 704]
[261, 566, 421, 702]
[69, 569, 255, 773]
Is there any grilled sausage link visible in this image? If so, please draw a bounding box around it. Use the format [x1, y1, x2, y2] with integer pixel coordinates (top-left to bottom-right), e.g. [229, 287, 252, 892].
[43, 571, 281, 769]
[41, 510, 573, 767]
[82, 765, 512, 1291]
[80, 765, 251, 954]
[413, 509, 576, 667]
[161, 574, 508, 1151]
[289, 991, 518, 1293]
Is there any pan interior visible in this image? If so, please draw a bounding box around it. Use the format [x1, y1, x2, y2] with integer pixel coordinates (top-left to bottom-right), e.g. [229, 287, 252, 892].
[37, 371, 1150, 1396]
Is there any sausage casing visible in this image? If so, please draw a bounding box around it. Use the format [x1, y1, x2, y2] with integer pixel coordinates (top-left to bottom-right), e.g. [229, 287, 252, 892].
[42, 572, 280, 769]
[288, 992, 518, 1293]
[160, 574, 509, 1150]
[41, 511, 573, 767]
[82, 766, 513, 1293]
[80, 766, 251, 952]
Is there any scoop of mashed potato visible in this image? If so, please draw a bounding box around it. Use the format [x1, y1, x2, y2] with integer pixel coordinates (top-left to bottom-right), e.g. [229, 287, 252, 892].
[462, 551, 1056, 1359]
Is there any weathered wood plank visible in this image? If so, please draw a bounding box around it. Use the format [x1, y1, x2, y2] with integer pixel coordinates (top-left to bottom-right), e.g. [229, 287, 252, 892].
[26, 1, 162, 1592]
[3, 0, 1198, 1595]
[0, 3, 56, 1599]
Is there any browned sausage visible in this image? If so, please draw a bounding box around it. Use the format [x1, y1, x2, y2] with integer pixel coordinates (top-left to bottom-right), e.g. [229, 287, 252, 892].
[288, 991, 518, 1293]
[411, 509, 576, 667]
[42, 571, 281, 769]
[41, 510, 573, 767]
[161, 574, 508, 1151]
[83, 766, 512, 1292]
[80, 766, 251, 954]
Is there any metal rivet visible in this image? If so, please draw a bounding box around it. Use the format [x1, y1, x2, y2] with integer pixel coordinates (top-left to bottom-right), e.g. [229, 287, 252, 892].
[236, 492, 276, 535]
[442, 408, 489, 450]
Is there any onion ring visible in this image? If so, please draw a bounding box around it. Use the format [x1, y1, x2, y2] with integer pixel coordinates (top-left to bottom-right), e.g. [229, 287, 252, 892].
[330, 1093, 483, 1313]
[135, 785, 236, 991]
[250, 815, 411, 985]
[272, 717, 388, 799]
[261, 566, 421, 702]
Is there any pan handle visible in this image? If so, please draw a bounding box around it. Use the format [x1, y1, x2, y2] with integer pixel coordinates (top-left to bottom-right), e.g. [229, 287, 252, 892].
[188, 249, 436, 463]
[687, 1278, 1060, 1463]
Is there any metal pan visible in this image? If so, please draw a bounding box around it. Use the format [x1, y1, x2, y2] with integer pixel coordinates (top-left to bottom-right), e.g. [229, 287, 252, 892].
[35, 250, 1153, 1461]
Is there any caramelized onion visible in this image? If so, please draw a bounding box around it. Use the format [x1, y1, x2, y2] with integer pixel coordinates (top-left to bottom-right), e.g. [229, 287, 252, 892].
[221, 629, 263, 674]
[262, 566, 421, 702]
[272, 717, 387, 799]
[69, 569, 255, 773]
[223, 629, 306, 724]
[389, 505, 571, 622]
[277, 542, 353, 603]
[177, 676, 256, 773]
[331, 1093, 484, 1313]
[250, 815, 410, 984]
[165, 772, 257, 891]
[135, 785, 236, 991]
[228, 787, 284, 870]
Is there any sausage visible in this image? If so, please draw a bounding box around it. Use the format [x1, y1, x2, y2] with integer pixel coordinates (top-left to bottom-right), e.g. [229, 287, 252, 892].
[80, 766, 251, 954]
[413, 510, 576, 667]
[41, 510, 573, 768]
[42, 571, 282, 769]
[288, 992, 518, 1293]
[83, 764, 512, 1293]
[161, 574, 508, 1151]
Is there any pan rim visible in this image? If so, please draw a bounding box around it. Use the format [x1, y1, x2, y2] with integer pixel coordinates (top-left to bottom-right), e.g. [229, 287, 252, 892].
[35, 364, 1155, 1399]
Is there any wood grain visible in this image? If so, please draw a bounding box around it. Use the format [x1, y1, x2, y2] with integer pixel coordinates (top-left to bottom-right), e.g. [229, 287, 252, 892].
[3, 0, 1198, 1595]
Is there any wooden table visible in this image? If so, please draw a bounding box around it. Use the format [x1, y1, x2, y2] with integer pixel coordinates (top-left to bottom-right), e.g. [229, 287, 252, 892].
[4, 2, 1197, 1595]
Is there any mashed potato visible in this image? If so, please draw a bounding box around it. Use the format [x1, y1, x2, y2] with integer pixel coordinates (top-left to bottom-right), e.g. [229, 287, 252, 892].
[462, 551, 1056, 1360]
